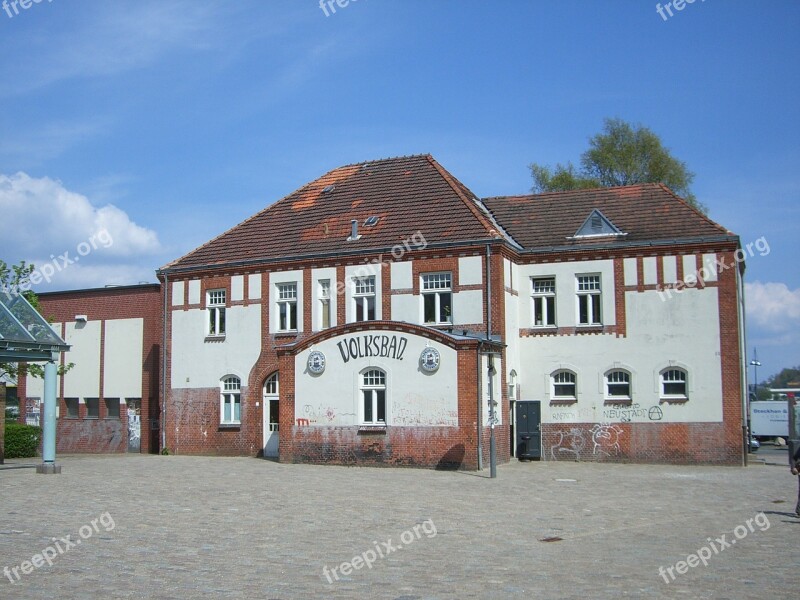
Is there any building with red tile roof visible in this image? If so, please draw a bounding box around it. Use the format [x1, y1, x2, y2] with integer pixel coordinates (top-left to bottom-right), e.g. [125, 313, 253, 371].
[20, 155, 747, 467]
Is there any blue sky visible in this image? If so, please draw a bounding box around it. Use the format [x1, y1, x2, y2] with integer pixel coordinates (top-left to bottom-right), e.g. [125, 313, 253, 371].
[0, 1, 798, 379]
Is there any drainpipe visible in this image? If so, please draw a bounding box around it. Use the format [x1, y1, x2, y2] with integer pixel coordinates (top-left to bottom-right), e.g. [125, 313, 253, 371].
[486, 245, 492, 338]
[476, 244, 493, 470]
[476, 346, 483, 470]
[736, 263, 748, 466]
[161, 270, 168, 453]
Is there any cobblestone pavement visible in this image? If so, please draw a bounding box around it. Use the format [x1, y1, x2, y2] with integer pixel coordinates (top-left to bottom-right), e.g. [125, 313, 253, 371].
[1, 455, 798, 599]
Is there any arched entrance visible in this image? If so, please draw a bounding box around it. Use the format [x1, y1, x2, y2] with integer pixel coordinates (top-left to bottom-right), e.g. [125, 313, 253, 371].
[263, 372, 279, 458]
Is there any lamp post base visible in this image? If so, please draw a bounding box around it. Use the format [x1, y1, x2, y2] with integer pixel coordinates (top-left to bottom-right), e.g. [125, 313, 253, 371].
[36, 463, 62, 475]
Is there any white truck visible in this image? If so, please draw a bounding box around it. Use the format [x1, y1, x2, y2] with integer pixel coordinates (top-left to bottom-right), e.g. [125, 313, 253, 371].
[750, 401, 789, 439]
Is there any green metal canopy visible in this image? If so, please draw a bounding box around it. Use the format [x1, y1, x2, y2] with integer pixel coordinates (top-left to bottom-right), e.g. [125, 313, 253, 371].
[0, 290, 69, 362]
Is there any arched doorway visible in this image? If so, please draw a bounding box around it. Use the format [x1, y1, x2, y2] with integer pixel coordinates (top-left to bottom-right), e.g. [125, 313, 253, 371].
[263, 372, 279, 458]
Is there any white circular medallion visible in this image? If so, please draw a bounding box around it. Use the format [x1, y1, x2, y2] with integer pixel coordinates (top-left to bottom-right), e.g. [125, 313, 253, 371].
[420, 347, 440, 372]
[307, 350, 326, 374]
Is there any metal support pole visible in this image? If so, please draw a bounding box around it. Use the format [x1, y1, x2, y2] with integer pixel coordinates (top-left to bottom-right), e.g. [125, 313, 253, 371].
[37, 358, 61, 474]
[488, 354, 497, 479]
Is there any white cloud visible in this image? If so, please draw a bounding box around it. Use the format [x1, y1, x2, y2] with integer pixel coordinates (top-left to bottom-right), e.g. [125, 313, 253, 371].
[0, 118, 111, 168]
[0, 2, 223, 97]
[745, 281, 800, 332]
[0, 172, 161, 290]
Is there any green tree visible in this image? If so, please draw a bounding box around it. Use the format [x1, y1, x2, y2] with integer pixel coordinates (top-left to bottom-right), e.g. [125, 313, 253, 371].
[0, 260, 73, 383]
[531, 118, 707, 213]
[766, 366, 800, 390]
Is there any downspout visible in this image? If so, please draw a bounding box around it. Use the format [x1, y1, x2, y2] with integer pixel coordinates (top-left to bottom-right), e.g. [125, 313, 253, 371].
[161, 270, 168, 453]
[476, 345, 483, 471]
[736, 262, 748, 466]
[486, 245, 492, 338]
[477, 244, 493, 470]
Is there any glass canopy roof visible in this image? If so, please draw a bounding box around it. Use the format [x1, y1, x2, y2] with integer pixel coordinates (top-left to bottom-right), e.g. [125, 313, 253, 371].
[0, 290, 69, 362]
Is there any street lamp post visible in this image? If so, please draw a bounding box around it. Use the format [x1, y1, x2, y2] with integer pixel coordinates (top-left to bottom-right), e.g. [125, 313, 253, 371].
[749, 348, 762, 401]
[748, 349, 762, 457]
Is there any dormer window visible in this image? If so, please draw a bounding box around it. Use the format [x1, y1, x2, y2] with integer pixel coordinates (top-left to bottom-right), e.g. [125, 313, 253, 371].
[572, 209, 626, 239]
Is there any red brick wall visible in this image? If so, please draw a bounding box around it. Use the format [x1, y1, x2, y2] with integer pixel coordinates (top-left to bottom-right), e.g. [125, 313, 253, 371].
[167, 387, 261, 456]
[542, 422, 740, 464]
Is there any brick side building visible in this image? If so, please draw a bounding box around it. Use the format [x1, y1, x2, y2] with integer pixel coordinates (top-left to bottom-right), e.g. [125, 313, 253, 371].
[20, 284, 162, 454]
[22, 154, 747, 467]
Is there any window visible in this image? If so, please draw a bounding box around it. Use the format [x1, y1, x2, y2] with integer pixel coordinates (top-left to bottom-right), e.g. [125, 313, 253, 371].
[65, 398, 79, 419]
[277, 283, 298, 331]
[221, 376, 241, 424]
[319, 280, 331, 329]
[85, 397, 99, 419]
[605, 370, 631, 400]
[422, 273, 452, 324]
[531, 277, 556, 327]
[353, 276, 376, 322]
[105, 398, 121, 419]
[361, 369, 386, 425]
[508, 370, 518, 400]
[551, 371, 577, 400]
[577, 275, 602, 325]
[661, 369, 688, 399]
[207, 289, 226, 336]
[263, 372, 279, 432]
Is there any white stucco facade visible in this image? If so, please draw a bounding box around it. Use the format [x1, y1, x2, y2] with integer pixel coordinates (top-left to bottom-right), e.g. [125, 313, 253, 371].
[171, 304, 262, 388]
[293, 330, 459, 427]
[103, 318, 144, 398]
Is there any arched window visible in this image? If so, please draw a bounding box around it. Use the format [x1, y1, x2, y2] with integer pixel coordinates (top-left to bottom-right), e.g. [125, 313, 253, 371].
[361, 369, 386, 425]
[661, 368, 688, 399]
[551, 370, 577, 400]
[263, 372, 279, 431]
[605, 370, 631, 400]
[508, 369, 518, 400]
[220, 376, 241, 424]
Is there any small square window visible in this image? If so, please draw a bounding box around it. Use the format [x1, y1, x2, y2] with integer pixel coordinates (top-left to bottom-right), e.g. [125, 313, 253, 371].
[85, 398, 99, 419]
[105, 398, 121, 419]
[65, 398, 79, 419]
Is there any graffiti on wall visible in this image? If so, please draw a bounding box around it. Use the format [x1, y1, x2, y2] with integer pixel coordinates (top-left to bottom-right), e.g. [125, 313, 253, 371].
[552, 403, 665, 424]
[549, 423, 626, 460]
[300, 404, 356, 425]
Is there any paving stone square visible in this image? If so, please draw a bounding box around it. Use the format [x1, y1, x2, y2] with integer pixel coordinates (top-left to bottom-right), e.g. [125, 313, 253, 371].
[1, 455, 798, 599]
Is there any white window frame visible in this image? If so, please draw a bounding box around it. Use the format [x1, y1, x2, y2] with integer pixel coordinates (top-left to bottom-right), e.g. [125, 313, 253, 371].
[207, 289, 226, 337]
[605, 370, 631, 400]
[361, 369, 387, 425]
[277, 283, 298, 332]
[319, 279, 332, 330]
[576, 274, 602, 326]
[531, 277, 556, 327]
[353, 276, 376, 322]
[422, 272, 453, 324]
[220, 376, 242, 424]
[661, 368, 688, 400]
[551, 370, 577, 401]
